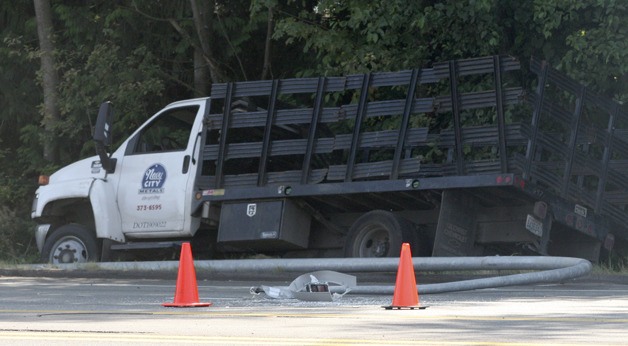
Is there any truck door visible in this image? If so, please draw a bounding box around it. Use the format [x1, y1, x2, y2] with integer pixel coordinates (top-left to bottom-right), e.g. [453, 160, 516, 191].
[115, 104, 201, 237]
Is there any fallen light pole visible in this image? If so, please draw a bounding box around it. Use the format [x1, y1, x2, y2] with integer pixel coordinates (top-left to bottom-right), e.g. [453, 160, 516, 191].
[80, 256, 592, 294]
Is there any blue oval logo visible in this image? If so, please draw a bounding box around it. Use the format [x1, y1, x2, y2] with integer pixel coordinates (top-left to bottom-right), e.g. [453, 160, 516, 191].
[142, 164, 167, 189]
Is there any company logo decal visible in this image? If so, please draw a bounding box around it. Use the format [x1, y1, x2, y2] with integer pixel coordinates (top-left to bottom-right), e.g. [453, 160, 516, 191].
[247, 203, 257, 217]
[140, 163, 167, 194]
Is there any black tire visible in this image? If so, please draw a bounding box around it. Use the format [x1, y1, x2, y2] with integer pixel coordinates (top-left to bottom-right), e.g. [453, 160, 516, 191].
[41, 224, 100, 264]
[344, 210, 417, 258]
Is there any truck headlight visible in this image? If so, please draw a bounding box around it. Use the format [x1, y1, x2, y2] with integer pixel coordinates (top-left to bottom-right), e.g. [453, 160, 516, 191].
[31, 193, 39, 214]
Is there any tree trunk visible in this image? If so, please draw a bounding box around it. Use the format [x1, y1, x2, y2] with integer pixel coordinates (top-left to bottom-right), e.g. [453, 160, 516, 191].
[193, 44, 210, 96]
[261, 6, 274, 80]
[33, 0, 60, 163]
[190, 0, 217, 95]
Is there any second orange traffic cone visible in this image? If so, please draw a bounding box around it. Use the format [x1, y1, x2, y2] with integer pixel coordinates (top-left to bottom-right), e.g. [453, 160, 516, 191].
[163, 242, 212, 307]
[384, 242, 426, 310]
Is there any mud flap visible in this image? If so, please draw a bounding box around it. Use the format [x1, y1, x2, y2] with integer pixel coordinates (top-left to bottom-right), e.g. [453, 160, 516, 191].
[432, 189, 481, 256]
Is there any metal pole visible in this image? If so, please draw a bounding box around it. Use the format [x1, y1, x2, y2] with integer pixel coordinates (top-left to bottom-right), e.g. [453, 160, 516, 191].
[54, 256, 592, 295]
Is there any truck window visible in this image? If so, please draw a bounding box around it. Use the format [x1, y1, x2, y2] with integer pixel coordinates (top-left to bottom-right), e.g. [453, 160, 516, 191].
[131, 106, 199, 154]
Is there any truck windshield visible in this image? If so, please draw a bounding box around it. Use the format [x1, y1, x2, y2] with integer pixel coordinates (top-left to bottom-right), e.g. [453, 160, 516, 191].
[131, 106, 199, 154]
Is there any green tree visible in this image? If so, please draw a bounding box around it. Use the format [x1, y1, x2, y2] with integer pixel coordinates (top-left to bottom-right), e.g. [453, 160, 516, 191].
[531, 0, 628, 102]
[0, 3, 41, 209]
[0, 2, 41, 261]
[273, 0, 628, 104]
[273, 0, 502, 76]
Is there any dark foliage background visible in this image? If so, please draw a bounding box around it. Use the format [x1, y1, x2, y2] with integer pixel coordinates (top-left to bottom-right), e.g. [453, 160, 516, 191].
[1, 0, 626, 262]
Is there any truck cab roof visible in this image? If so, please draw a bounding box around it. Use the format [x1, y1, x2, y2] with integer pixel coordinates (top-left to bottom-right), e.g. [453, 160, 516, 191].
[165, 97, 209, 108]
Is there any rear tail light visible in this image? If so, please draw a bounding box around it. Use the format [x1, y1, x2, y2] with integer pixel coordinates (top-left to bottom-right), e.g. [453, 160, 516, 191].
[495, 175, 512, 184]
[496, 175, 526, 189]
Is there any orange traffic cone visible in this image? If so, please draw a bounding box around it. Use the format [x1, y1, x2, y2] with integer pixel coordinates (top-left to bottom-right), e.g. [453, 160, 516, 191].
[384, 242, 426, 310]
[163, 242, 212, 307]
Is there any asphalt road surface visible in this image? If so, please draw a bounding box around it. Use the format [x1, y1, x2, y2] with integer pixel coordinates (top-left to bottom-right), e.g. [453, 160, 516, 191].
[0, 273, 627, 345]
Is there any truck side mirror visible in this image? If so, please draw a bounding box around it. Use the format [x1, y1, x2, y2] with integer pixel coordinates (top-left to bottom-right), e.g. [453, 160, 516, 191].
[94, 101, 117, 173]
[94, 101, 113, 145]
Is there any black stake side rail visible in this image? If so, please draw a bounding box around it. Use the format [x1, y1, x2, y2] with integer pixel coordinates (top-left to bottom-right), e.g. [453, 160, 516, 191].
[526, 57, 628, 236]
[198, 55, 524, 196]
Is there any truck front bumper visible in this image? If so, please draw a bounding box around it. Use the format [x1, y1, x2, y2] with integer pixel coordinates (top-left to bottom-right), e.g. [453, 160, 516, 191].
[34, 224, 51, 252]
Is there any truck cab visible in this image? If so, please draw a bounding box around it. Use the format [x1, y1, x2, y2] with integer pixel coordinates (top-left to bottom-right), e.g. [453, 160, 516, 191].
[31, 98, 209, 263]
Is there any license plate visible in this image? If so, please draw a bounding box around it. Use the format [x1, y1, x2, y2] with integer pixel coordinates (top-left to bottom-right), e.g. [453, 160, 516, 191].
[525, 214, 543, 237]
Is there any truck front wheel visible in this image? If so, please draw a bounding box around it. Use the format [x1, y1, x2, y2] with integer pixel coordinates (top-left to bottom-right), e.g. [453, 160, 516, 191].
[41, 224, 100, 264]
[344, 210, 416, 258]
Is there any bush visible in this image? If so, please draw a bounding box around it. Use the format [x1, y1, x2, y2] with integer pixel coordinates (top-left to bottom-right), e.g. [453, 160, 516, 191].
[0, 206, 37, 263]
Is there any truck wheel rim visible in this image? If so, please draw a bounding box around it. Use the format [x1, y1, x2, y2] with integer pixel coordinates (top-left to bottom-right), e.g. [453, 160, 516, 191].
[356, 225, 389, 257]
[50, 236, 88, 264]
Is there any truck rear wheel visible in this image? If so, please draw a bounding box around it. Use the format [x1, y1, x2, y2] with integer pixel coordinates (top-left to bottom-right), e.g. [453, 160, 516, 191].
[41, 224, 100, 264]
[344, 210, 416, 258]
